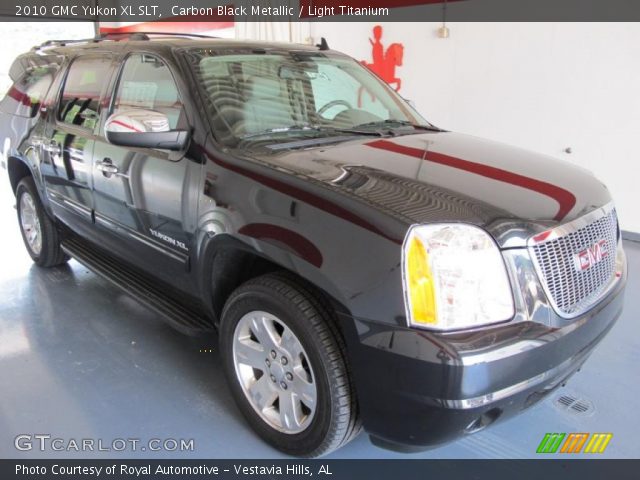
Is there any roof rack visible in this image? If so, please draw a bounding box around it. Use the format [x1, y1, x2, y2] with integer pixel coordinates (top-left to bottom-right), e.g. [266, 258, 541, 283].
[32, 37, 100, 50]
[32, 31, 218, 51]
[98, 31, 219, 39]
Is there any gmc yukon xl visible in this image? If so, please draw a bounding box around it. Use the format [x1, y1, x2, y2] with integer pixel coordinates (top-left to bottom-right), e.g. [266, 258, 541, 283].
[0, 33, 626, 456]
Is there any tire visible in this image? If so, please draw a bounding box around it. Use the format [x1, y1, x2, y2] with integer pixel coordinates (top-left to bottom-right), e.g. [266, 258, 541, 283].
[16, 176, 69, 267]
[220, 272, 361, 457]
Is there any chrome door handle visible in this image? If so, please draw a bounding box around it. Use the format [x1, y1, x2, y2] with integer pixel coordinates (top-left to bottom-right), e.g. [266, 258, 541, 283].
[42, 141, 60, 155]
[96, 160, 119, 175]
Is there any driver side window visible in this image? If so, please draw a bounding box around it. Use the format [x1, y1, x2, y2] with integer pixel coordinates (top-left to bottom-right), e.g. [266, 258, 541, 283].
[113, 54, 183, 129]
[310, 63, 389, 120]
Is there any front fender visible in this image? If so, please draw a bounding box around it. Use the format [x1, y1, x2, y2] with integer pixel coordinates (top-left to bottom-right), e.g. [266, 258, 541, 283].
[193, 231, 357, 326]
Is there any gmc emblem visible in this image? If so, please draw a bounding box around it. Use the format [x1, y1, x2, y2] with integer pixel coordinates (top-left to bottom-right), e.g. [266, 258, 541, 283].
[575, 240, 608, 271]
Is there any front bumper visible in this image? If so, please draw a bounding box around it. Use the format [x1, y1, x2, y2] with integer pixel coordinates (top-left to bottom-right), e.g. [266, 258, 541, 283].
[339, 258, 626, 451]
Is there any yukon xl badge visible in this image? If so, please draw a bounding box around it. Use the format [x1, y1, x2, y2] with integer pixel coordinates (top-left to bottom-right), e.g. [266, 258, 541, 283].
[149, 228, 188, 251]
[575, 240, 608, 271]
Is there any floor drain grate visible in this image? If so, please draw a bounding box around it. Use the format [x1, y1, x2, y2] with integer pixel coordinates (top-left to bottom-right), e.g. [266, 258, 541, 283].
[554, 394, 596, 416]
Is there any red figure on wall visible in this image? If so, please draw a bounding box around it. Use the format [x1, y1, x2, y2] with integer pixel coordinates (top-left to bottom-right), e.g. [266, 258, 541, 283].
[370, 25, 385, 69]
[360, 25, 404, 107]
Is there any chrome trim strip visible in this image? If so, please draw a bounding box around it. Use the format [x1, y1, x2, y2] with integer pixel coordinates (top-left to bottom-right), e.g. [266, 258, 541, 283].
[441, 354, 577, 409]
[460, 339, 546, 366]
[94, 213, 189, 265]
[527, 202, 619, 319]
[48, 193, 92, 219]
[528, 202, 615, 245]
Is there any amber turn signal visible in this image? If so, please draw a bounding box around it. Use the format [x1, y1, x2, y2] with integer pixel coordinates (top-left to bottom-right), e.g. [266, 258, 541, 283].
[405, 235, 437, 325]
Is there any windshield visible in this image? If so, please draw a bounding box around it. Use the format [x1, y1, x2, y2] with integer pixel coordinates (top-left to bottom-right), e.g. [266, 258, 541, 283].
[186, 48, 431, 147]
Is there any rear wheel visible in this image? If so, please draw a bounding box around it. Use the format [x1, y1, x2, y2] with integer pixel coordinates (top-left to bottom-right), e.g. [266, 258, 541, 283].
[16, 177, 69, 267]
[220, 272, 360, 457]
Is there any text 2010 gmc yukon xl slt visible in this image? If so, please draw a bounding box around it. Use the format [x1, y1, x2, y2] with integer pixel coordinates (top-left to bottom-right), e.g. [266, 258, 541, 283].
[0, 33, 627, 457]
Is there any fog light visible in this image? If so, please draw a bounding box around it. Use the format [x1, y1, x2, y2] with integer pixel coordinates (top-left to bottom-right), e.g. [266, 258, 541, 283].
[464, 408, 502, 434]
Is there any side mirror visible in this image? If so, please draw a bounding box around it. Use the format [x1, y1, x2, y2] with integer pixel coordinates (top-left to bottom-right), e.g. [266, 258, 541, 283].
[105, 109, 189, 151]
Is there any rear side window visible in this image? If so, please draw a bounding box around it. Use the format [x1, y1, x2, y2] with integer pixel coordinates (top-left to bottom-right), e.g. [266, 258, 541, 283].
[112, 54, 183, 129]
[58, 56, 111, 129]
[0, 66, 57, 118]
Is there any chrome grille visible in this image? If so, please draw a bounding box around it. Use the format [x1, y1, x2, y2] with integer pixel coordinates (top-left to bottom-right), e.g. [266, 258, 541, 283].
[530, 206, 618, 318]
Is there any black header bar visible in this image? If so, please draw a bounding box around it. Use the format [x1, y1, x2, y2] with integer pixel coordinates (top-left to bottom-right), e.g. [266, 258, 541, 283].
[2, 459, 639, 480]
[4, 0, 640, 22]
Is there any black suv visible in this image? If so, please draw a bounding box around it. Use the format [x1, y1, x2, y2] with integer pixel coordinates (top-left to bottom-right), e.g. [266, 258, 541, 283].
[0, 33, 627, 457]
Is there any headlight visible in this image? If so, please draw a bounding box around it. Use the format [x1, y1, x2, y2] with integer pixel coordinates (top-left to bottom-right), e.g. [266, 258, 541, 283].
[402, 223, 514, 331]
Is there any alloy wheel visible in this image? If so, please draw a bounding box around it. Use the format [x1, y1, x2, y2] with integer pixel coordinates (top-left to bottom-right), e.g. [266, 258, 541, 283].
[19, 191, 42, 255]
[232, 310, 317, 434]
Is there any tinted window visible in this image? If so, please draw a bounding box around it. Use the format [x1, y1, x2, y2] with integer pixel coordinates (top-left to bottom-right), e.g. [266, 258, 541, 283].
[189, 50, 426, 146]
[58, 56, 111, 129]
[113, 54, 182, 129]
[1, 66, 57, 117]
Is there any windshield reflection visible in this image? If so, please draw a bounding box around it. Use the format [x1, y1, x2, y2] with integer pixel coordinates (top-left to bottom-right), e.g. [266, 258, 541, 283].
[187, 48, 432, 147]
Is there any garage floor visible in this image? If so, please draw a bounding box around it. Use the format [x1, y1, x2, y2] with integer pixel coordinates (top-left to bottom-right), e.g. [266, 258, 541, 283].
[0, 184, 638, 460]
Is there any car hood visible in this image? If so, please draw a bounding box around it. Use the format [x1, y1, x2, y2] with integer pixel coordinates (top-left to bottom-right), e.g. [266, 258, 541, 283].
[247, 131, 612, 247]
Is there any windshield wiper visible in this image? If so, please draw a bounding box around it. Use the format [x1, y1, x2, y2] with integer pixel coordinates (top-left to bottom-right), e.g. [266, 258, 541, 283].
[354, 119, 443, 133]
[318, 126, 385, 137]
[240, 125, 321, 140]
[240, 124, 384, 141]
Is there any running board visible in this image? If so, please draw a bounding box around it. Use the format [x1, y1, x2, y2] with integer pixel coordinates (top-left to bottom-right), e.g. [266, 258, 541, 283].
[61, 236, 214, 336]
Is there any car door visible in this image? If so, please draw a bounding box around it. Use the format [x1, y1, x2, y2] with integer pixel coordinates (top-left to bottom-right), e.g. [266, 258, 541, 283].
[40, 55, 113, 232]
[91, 52, 196, 291]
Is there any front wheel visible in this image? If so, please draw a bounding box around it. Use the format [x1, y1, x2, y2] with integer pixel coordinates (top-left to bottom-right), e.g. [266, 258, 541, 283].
[220, 273, 360, 457]
[16, 177, 69, 267]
